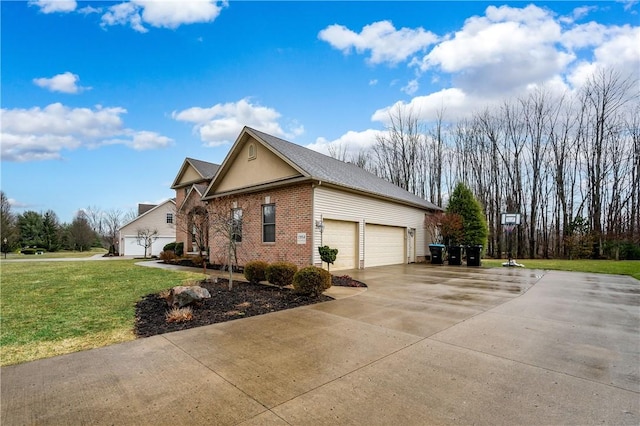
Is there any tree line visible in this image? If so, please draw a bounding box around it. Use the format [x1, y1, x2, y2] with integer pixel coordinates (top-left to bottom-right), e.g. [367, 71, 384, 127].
[0, 192, 135, 255]
[330, 68, 640, 260]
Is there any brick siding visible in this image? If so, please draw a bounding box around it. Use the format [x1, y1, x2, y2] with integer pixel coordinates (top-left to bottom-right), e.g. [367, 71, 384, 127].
[208, 183, 314, 269]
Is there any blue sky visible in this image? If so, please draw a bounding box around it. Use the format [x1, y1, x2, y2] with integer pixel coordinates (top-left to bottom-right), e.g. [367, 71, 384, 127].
[2, 0, 639, 223]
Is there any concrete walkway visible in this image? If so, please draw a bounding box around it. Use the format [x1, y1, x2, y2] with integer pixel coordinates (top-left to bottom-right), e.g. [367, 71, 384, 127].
[1, 264, 638, 425]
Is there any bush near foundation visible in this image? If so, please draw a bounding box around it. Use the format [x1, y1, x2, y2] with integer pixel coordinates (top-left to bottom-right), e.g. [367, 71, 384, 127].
[266, 262, 298, 288]
[244, 260, 269, 283]
[293, 266, 332, 297]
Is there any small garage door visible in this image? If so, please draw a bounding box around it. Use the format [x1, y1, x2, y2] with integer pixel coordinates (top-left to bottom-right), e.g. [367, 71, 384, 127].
[364, 224, 405, 267]
[123, 236, 174, 257]
[322, 220, 358, 270]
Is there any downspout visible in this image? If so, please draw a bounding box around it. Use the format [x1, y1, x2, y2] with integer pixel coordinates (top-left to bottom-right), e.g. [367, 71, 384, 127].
[361, 218, 365, 269]
[312, 180, 322, 266]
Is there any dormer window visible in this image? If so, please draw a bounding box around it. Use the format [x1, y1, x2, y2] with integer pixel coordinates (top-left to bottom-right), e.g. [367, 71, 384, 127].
[248, 143, 256, 160]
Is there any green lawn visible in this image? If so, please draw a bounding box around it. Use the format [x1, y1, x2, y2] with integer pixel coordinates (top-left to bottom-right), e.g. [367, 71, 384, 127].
[482, 258, 640, 281]
[0, 260, 204, 366]
[0, 247, 108, 260]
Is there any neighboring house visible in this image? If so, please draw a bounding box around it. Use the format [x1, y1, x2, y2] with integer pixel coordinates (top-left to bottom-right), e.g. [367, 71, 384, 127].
[171, 126, 442, 270]
[118, 199, 176, 257]
[171, 158, 220, 253]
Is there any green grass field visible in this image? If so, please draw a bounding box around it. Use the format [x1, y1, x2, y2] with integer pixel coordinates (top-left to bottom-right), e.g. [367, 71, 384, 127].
[0, 247, 108, 260]
[0, 260, 204, 366]
[482, 258, 640, 281]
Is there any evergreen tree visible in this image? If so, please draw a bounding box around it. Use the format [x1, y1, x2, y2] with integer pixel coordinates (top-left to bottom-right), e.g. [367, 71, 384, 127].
[18, 211, 44, 248]
[446, 183, 488, 248]
[42, 210, 61, 252]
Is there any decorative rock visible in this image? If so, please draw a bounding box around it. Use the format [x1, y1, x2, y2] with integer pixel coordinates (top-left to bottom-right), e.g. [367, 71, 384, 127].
[169, 285, 211, 308]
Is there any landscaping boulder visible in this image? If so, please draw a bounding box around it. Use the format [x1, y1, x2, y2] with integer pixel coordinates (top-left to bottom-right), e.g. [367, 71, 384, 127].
[169, 285, 211, 308]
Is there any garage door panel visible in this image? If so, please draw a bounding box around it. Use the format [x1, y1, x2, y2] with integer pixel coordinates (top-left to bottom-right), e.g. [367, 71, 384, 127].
[322, 220, 358, 271]
[123, 236, 174, 257]
[365, 224, 405, 268]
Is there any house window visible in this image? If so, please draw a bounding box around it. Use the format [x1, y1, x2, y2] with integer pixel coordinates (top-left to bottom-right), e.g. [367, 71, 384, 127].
[262, 204, 275, 243]
[166, 213, 173, 224]
[231, 208, 243, 243]
[248, 143, 256, 160]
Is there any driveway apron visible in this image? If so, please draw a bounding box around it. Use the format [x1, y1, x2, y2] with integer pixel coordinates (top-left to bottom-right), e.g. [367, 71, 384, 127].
[2, 264, 638, 425]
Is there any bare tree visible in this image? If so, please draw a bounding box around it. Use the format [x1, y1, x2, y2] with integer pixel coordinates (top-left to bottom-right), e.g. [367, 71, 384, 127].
[207, 199, 257, 290]
[580, 68, 636, 256]
[103, 209, 123, 255]
[373, 107, 425, 196]
[136, 227, 159, 258]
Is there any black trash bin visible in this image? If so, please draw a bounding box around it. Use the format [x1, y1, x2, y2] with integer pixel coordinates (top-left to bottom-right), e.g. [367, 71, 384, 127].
[429, 244, 445, 264]
[466, 245, 482, 266]
[448, 245, 462, 265]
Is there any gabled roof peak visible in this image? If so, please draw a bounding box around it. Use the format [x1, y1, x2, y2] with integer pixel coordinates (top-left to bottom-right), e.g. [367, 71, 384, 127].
[242, 127, 441, 211]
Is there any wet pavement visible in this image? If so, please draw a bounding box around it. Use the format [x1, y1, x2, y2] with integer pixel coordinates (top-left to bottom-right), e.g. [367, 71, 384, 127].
[1, 264, 638, 425]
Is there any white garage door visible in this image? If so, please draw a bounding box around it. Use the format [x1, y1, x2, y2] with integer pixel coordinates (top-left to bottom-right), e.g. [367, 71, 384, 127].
[123, 236, 175, 257]
[322, 220, 358, 270]
[364, 224, 405, 267]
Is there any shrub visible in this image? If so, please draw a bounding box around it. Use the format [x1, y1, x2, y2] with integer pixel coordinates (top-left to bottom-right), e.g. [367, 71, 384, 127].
[318, 245, 338, 271]
[175, 242, 184, 257]
[244, 260, 269, 283]
[165, 307, 193, 323]
[163, 242, 177, 252]
[159, 250, 176, 262]
[21, 248, 46, 255]
[293, 266, 332, 297]
[266, 262, 298, 288]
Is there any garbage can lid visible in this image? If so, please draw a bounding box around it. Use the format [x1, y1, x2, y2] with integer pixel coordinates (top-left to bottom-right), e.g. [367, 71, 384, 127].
[429, 243, 446, 248]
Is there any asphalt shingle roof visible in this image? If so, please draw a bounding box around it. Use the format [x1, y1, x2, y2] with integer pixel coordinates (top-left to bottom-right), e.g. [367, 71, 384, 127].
[247, 127, 441, 211]
[187, 158, 219, 180]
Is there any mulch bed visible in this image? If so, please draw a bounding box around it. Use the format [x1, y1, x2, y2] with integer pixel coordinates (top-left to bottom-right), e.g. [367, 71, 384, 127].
[134, 275, 366, 338]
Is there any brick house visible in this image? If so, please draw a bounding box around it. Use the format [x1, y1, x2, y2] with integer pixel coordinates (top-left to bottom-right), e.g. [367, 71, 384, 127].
[171, 126, 442, 270]
[171, 158, 220, 254]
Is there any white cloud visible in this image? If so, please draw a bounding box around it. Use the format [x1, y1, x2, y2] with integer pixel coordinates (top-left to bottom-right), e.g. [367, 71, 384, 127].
[372, 88, 484, 124]
[77, 5, 101, 15]
[592, 26, 640, 70]
[567, 25, 640, 88]
[33, 72, 89, 94]
[419, 5, 574, 94]
[101, 2, 148, 33]
[369, 79, 378, 86]
[307, 129, 383, 156]
[401, 79, 419, 95]
[101, 0, 226, 33]
[29, 0, 77, 14]
[172, 98, 303, 147]
[318, 20, 438, 65]
[1, 103, 173, 162]
[561, 21, 609, 50]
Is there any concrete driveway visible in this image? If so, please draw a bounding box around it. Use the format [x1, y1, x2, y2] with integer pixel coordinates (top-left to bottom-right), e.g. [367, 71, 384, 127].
[2, 264, 638, 425]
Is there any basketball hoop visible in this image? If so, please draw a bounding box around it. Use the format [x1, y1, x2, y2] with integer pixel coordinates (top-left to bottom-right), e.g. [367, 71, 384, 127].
[500, 212, 523, 268]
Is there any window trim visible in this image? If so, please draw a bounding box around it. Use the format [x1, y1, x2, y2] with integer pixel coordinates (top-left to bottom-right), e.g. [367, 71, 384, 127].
[231, 208, 243, 243]
[166, 213, 173, 224]
[262, 204, 275, 243]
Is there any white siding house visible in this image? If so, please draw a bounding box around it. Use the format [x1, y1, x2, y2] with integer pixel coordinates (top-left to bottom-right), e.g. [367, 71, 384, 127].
[313, 186, 427, 269]
[118, 199, 176, 257]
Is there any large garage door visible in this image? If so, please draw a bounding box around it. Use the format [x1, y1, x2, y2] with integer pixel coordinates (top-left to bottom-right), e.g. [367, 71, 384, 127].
[365, 224, 405, 267]
[322, 220, 358, 270]
[123, 236, 174, 257]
